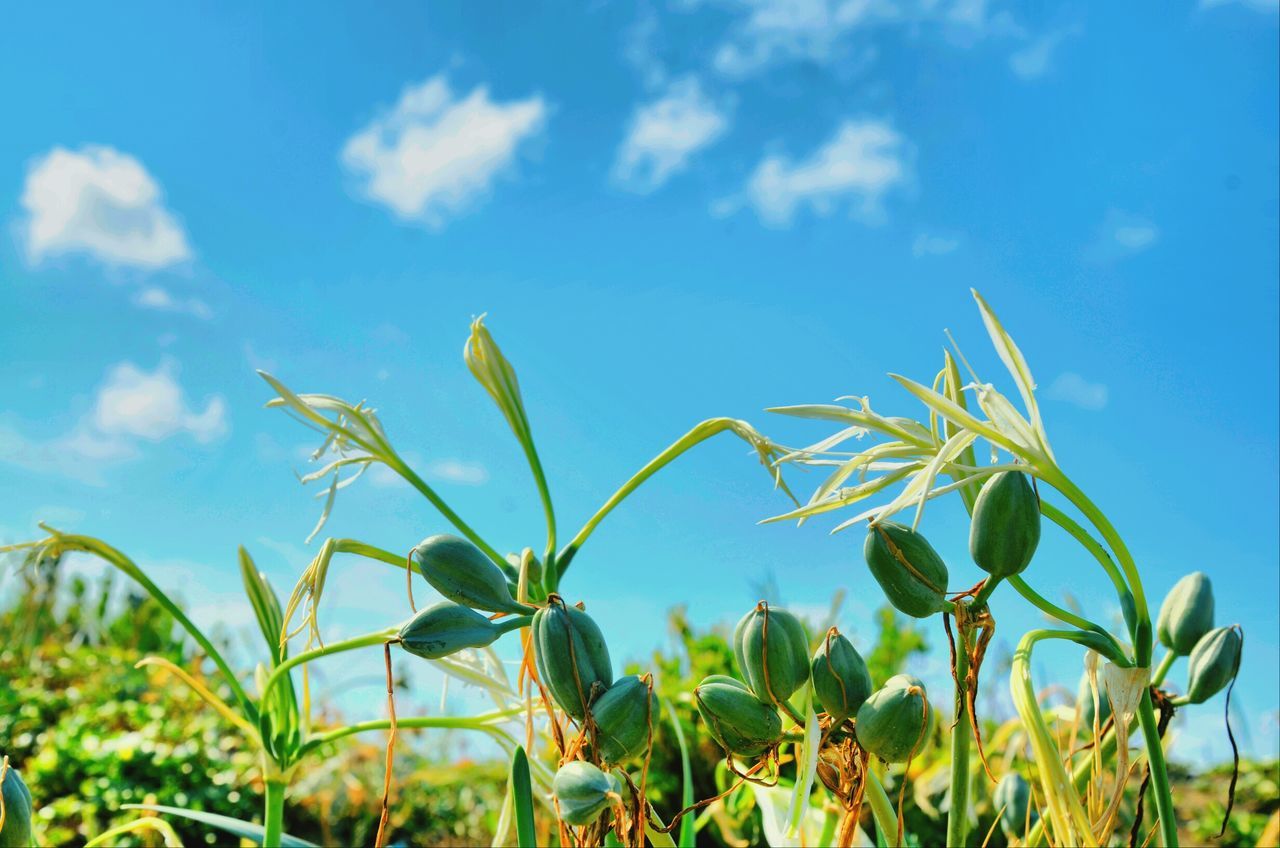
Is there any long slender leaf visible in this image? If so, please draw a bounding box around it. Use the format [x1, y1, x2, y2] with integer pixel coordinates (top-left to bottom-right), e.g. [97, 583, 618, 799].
[664, 699, 696, 848]
[510, 746, 537, 848]
[122, 805, 318, 847]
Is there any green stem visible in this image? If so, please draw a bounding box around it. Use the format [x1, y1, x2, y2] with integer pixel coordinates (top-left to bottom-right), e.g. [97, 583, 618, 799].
[1137, 688, 1179, 847]
[333, 539, 406, 567]
[263, 778, 286, 848]
[1040, 468, 1151, 664]
[260, 627, 398, 726]
[948, 619, 973, 847]
[1152, 649, 1176, 686]
[386, 456, 507, 570]
[297, 710, 520, 759]
[1040, 501, 1132, 620]
[1007, 576, 1129, 664]
[865, 767, 899, 847]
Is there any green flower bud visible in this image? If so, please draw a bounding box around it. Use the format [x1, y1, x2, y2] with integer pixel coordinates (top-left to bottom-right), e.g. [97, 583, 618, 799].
[1, 757, 33, 848]
[1156, 572, 1215, 656]
[533, 596, 613, 720]
[863, 522, 950, 618]
[969, 471, 1041, 578]
[412, 534, 528, 616]
[553, 760, 621, 827]
[994, 772, 1037, 838]
[733, 602, 810, 704]
[694, 675, 783, 758]
[1186, 626, 1242, 704]
[855, 674, 932, 762]
[397, 600, 502, 660]
[810, 627, 872, 725]
[590, 675, 658, 765]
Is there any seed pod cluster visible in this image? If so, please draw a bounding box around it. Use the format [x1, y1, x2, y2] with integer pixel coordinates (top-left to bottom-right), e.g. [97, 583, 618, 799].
[1156, 572, 1215, 656]
[412, 534, 528, 616]
[0, 757, 33, 848]
[590, 675, 657, 766]
[1186, 625, 1242, 704]
[733, 602, 810, 704]
[970, 471, 1041, 578]
[994, 772, 1037, 838]
[397, 600, 502, 660]
[553, 760, 621, 827]
[533, 596, 613, 720]
[855, 674, 932, 763]
[810, 628, 872, 725]
[863, 522, 950, 619]
[695, 674, 784, 757]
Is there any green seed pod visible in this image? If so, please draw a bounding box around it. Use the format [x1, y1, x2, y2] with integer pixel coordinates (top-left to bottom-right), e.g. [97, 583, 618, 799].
[412, 534, 528, 616]
[733, 602, 810, 704]
[994, 772, 1037, 838]
[533, 596, 613, 720]
[1186, 626, 1242, 704]
[863, 522, 949, 618]
[694, 675, 783, 758]
[590, 675, 658, 765]
[553, 760, 622, 827]
[810, 627, 872, 725]
[969, 471, 1041, 578]
[397, 600, 501, 659]
[1076, 674, 1111, 730]
[855, 674, 931, 762]
[0, 757, 33, 848]
[1156, 572, 1215, 656]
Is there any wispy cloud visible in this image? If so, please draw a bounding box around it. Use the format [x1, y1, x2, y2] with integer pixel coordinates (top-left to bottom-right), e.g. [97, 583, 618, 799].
[133, 286, 212, 320]
[341, 74, 547, 228]
[1009, 26, 1081, 80]
[721, 119, 909, 227]
[368, 453, 489, 488]
[1047, 372, 1108, 410]
[19, 145, 192, 269]
[613, 77, 729, 193]
[912, 232, 961, 257]
[0, 358, 227, 484]
[1085, 208, 1160, 263]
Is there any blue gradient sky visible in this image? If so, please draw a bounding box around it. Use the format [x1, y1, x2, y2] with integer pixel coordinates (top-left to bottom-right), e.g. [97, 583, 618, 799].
[1, 1, 1276, 764]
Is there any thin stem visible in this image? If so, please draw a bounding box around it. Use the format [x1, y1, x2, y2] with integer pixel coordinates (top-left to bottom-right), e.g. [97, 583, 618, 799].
[864, 767, 899, 847]
[297, 710, 519, 758]
[260, 627, 398, 721]
[1137, 688, 1179, 847]
[947, 621, 973, 847]
[1007, 576, 1129, 665]
[386, 455, 507, 569]
[1152, 649, 1176, 686]
[1040, 501, 1132, 619]
[262, 778, 286, 848]
[517, 436, 558, 585]
[334, 539, 406, 567]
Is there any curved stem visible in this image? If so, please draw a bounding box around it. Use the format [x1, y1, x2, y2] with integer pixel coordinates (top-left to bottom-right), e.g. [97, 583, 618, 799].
[1007, 576, 1129, 665]
[947, 622, 973, 847]
[297, 710, 519, 759]
[1040, 501, 1132, 618]
[1152, 649, 1176, 686]
[864, 767, 899, 847]
[1137, 688, 1179, 847]
[261, 627, 398, 722]
[385, 456, 507, 569]
[1039, 468, 1151, 664]
[262, 777, 286, 848]
[334, 539, 406, 568]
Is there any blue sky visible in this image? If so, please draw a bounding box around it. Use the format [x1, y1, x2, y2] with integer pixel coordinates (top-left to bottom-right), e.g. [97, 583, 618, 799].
[0, 1, 1276, 765]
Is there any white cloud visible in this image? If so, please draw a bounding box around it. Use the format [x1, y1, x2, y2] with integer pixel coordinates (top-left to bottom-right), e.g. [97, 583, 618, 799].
[369, 454, 489, 488]
[20, 145, 191, 269]
[0, 358, 227, 484]
[734, 119, 909, 227]
[341, 75, 547, 228]
[613, 78, 729, 193]
[1047, 372, 1108, 411]
[133, 286, 212, 320]
[1085, 209, 1160, 262]
[1009, 26, 1080, 79]
[912, 232, 961, 257]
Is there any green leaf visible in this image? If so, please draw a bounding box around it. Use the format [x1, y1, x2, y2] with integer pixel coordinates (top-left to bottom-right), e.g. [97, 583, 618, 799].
[971, 289, 1048, 448]
[664, 699, 697, 848]
[122, 805, 319, 847]
[510, 746, 537, 848]
[889, 374, 1016, 453]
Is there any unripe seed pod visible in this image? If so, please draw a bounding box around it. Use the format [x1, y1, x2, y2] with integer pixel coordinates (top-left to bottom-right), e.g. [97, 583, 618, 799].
[412, 534, 528, 616]
[863, 522, 949, 618]
[1186, 626, 1242, 704]
[553, 760, 621, 827]
[855, 674, 932, 762]
[1156, 572, 1215, 656]
[810, 628, 872, 725]
[0, 757, 33, 848]
[397, 600, 501, 659]
[533, 596, 613, 720]
[694, 675, 783, 757]
[994, 772, 1037, 838]
[733, 602, 810, 704]
[969, 471, 1041, 578]
[590, 675, 658, 765]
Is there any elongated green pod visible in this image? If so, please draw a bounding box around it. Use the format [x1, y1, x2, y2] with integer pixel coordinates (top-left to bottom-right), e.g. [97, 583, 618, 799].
[733, 602, 809, 704]
[864, 522, 949, 618]
[591, 675, 658, 765]
[855, 674, 931, 762]
[969, 471, 1041, 578]
[412, 534, 528, 615]
[694, 675, 783, 758]
[811, 627, 872, 725]
[533, 596, 613, 720]
[0, 757, 33, 848]
[1156, 572, 1214, 656]
[553, 760, 621, 827]
[994, 772, 1037, 838]
[1186, 625, 1242, 704]
[397, 600, 501, 659]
